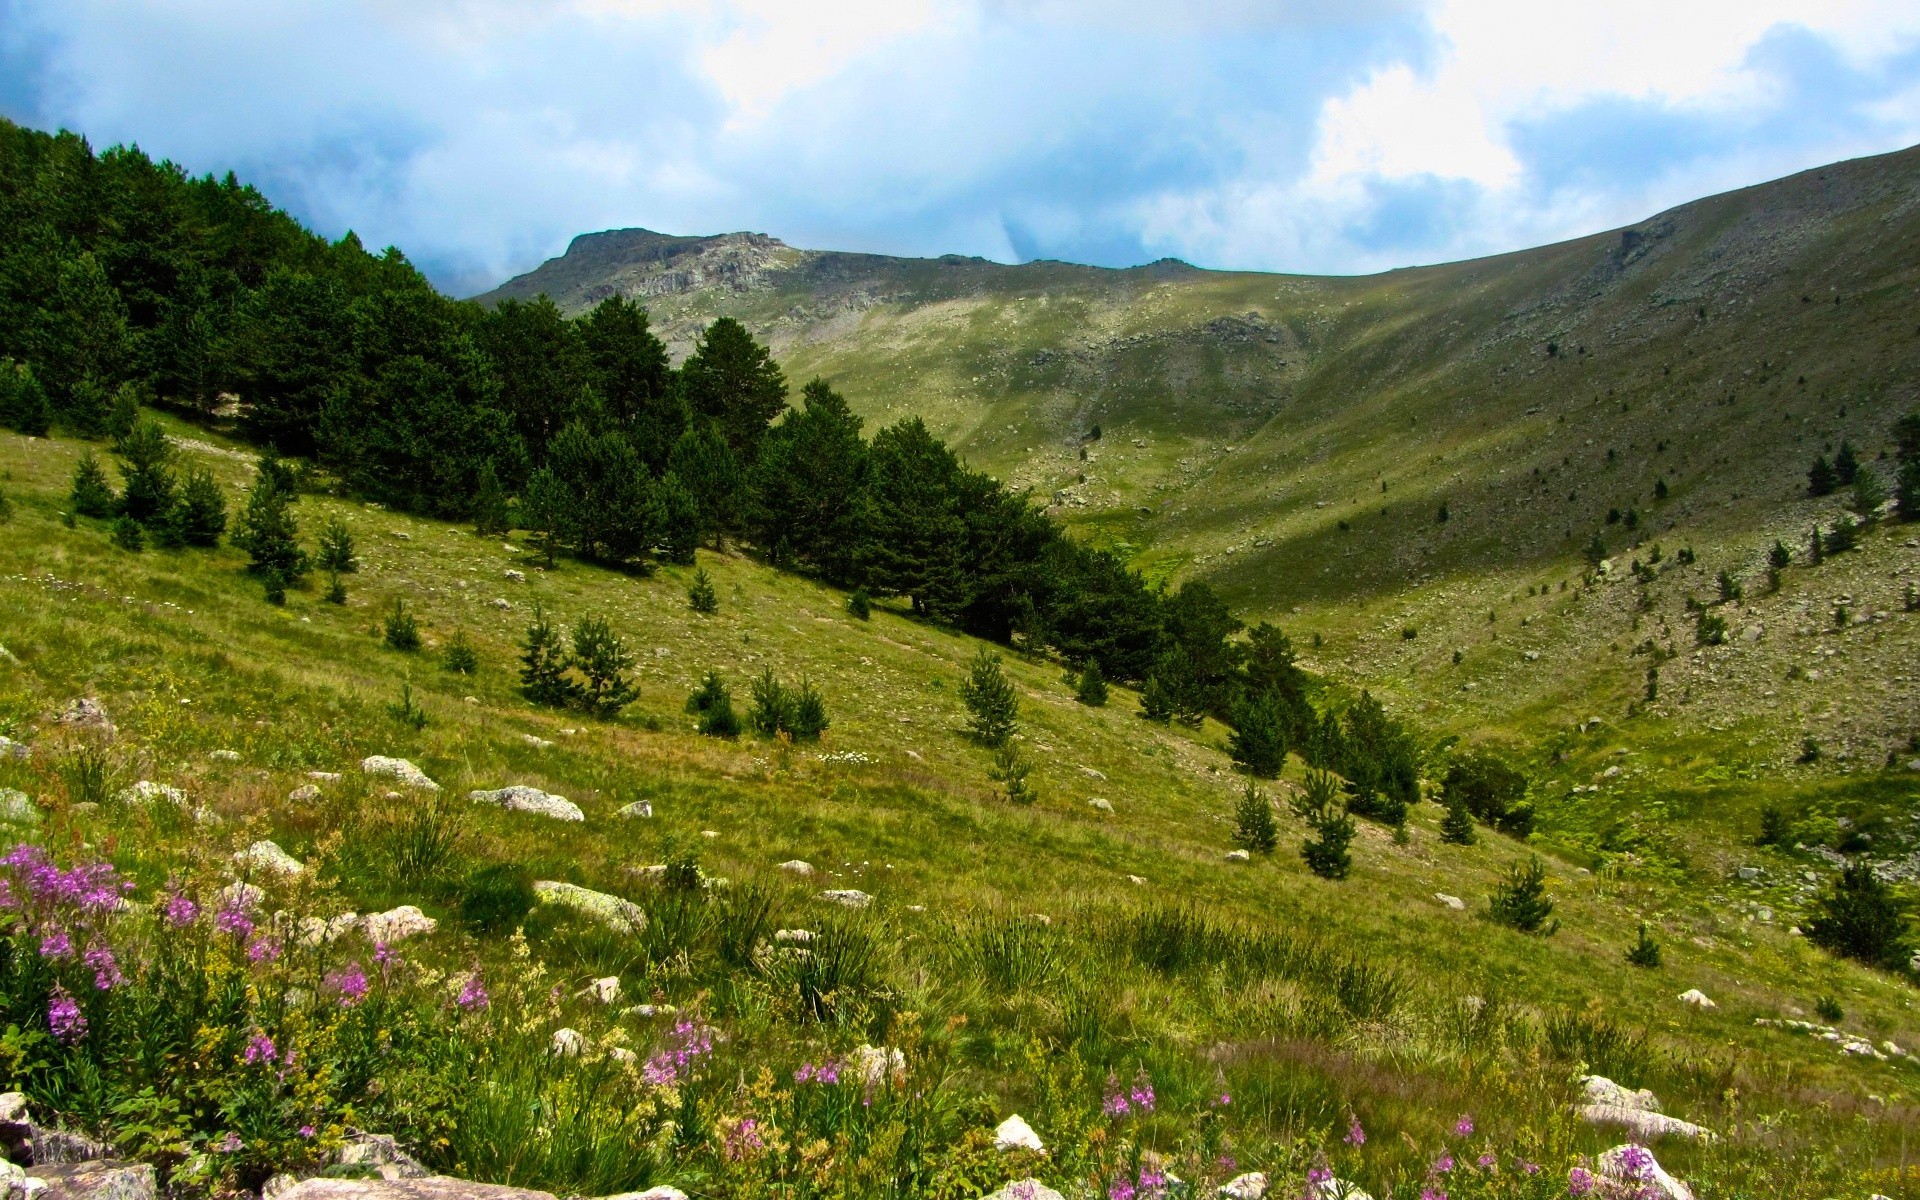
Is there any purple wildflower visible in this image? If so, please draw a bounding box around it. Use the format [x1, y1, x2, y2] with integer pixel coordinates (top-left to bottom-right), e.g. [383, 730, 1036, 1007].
[722, 1117, 763, 1161]
[47, 987, 85, 1044]
[244, 1033, 278, 1065]
[1307, 1166, 1333, 1185]
[299, 1126, 315, 1139]
[1344, 1118, 1366, 1146]
[1567, 1166, 1596, 1196]
[84, 946, 123, 990]
[0, 879, 15, 909]
[327, 962, 370, 1006]
[247, 937, 280, 963]
[214, 907, 255, 939]
[1101, 1073, 1129, 1117]
[1137, 1168, 1167, 1198]
[1454, 1115, 1474, 1137]
[1107, 1178, 1135, 1200]
[1129, 1069, 1156, 1113]
[1615, 1145, 1655, 1178]
[38, 927, 73, 959]
[457, 975, 489, 1011]
[1433, 1153, 1455, 1175]
[1213, 1090, 1231, 1107]
[162, 894, 199, 927]
[1521, 1161, 1541, 1177]
[216, 1133, 242, 1154]
[1477, 1154, 1496, 1170]
[1420, 1190, 1447, 1200]
[643, 1020, 713, 1086]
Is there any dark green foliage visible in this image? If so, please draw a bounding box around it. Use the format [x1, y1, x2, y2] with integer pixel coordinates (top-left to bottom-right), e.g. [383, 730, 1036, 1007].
[1895, 411, 1920, 520]
[1850, 465, 1888, 519]
[388, 682, 428, 730]
[232, 458, 308, 584]
[1695, 610, 1727, 646]
[1333, 691, 1419, 824]
[471, 460, 510, 536]
[688, 671, 740, 739]
[69, 450, 119, 518]
[1439, 792, 1477, 845]
[1626, 923, 1662, 968]
[0, 362, 51, 436]
[1716, 569, 1741, 604]
[1073, 660, 1108, 706]
[0, 488, 9, 523]
[1441, 753, 1534, 837]
[1755, 805, 1790, 846]
[687, 567, 718, 613]
[667, 423, 742, 546]
[1292, 770, 1352, 880]
[1807, 454, 1837, 496]
[110, 514, 144, 551]
[324, 572, 348, 605]
[115, 418, 176, 524]
[1489, 856, 1558, 934]
[990, 744, 1036, 804]
[959, 649, 1018, 747]
[1814, 995, 1844, 1022]
[1138, 674, 1174, 723]
[520, 468, 567, 569]
[749, 380, 867, 580]
[1799, 736, 1822, 764]
[1805, 863, 1909, 969]
[105, 383, 140, 448]
[544, 420, 658, 564]
[785, 678, 828, 741]
[383, 600, 422, 652]
[748, 668, 791, 736]
[460, 862, 537, 934]
[1768, 540, 1791, 571]
[1228, 690, 1287, 778]
[679, 317, 787, 459]
[169, 468, 227, 546]
[1584, 533, 1607, 566]
[317, 517, 357, 575]
[519, 604, 579, 708]
[443, 630, 478, 675]
[1833, 441, 1860, 486]
[571, 615, 637, 717]
[846, 587, 871, 620]
[1233, 783, 1277, 853]
[1824, 516, 1857, 554]
[655, 472, 699, 564]
[1807, 524, 1824, 564]
[1654, 477, 1668, 500]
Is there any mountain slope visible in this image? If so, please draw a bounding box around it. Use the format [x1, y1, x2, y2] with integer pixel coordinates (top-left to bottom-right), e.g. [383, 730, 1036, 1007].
[478, 145, 1920, 772]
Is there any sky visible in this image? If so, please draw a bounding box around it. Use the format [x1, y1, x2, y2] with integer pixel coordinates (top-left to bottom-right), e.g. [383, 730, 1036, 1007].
[4, 1, 1920, 296]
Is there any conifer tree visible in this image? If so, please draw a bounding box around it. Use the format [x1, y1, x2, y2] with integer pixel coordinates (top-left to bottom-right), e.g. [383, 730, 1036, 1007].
[1833, 441, 1860, 486]
[1849, 465, 1888, 520]
[0, 363, 51, 436]
[688, 671, 740, 738]
[785, 678, 829, 741]
[471, 460, 510, 536]
[1489, 856, 1558, 934]
[1139, 673, 1174, 723]
[1625, 923, 1662, 968]
[69, 451, 118, 518]
[170, 468, 228, 547]
[678, 317, 788, 459]
[1439, 791, 1477, 845]
[443, 630, 478, 675]
[519, 603, 578, 708]
[846, 587, 872, 620]
[1805, 862, 1909, 969]
[1807, 454, 1837, 496]
[1895, 410, 1920, 521]
[1292, 769, 1352, 880]
[959, 649, 1019, 748]
[1229, 691, 1288, 778]
[1233, 782, 1278, 853]
[232, 458, 308, 591]
[317, 517, 357, 575]
[656, 471, 700, 564]
[116, 418, 176, 524]
[110, 515, 144, 552]
[1584, 532, 1607, 566]
[748, 667, 791, 736]
[1716, 569, 1741, 604]
[668, 423, 742, 546]
[571, 614, 637, 717]
[687, 567, 719, 613]
[991, 744, 1036, 805]
[105, 384, 140, 449]
[1074, 660, 1108, 707]
[1807, 524, 1824, 564]
[383, 600, 422, 651]
[520, 468, 567, 569]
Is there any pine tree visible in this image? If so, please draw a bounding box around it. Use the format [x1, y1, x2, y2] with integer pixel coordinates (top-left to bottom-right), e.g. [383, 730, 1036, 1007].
[1228, 691, 1288, 778]
[1074, 660, 1108, 707]
[1807, 524, 1824, 564]
[1824, 515, 1858, 555]
[1292, 769, 1353, 880]
[959, 649, 1019, 747]
[170, 468, 228, 547]
[1439, 792, 1477, 845]
[1849, 465, 1888, 520]
[1894, 410, 1920, 521]
[785, 678, 829, 741]
[1139, 673, 1174, 723]
[1807, 454, 1837, 497]
[1768, 540, 1791, 570]
[1489, 856, 1558, 934]
[991, 744, 1036, 805]
[110, 515, 144, 552]
[520, 468, 567, 569]
[748, 667, 791, 735]
[688, 671, 740, 738]
[571, 615, 637, 717]
[443, 630, 479, 675]
[69, 451, 119, 518]
[1805, 862, 1910, 969]
[846, 587, 872, 620]
[232, 459, 308, 591]
[668, 424, 743, 547]
[0, 363, 51, 437]
[105, 384, 140, 449]
[317, 517, 357, 575]
[116, 419, 176, 524]
[1233, 782, 1278, 853]
[1625, 923, 1662, 968]
[1833, 441, 1860, 486]
[656, 471, 700, 564]
[471, 460, 510, 536]
[519, 603, 578, 708]
[1716, 569, 1741, 604]
[1584, 532, 1607, 567]
[384, 600, 422, 651]
[679, 317, 788, 459]
[687, 567, 719, 613]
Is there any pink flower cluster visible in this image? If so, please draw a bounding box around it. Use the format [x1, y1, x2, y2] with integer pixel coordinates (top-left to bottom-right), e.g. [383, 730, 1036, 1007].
[47, 986, 85, 1044]
[642, 1020, 713, 1086]
[1102, 1069, 1156, 1118]
[457, 974, 489, 1011]
[794, 1060, 840, 1085]
[2, 845, 127, 914]
[327, 962, 370, 1006]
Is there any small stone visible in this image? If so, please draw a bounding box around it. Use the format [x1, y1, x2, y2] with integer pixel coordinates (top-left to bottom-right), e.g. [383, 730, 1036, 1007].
[56, 698, 114, 735]
[1677, 989, 1716, 1009]
[493, 598, 512, 610]
[849, 1043, 906, 1087]
[469, 786, 584, 822]
[616, 801, 653, 819]
[0, 789, 43, 825]
[1225, 849, 1251, 863]
[983, 1182, 1063, 1200]
[235, 840, 304, 877]
[588, 976, 621, 1004]
[209, 749, 241, 762]
[700, 830, 718, 839]
[1434, 893, 1466, 910]
[288, 784, 322, 802]
[992, 1114, 1044, 1153]
[1088, 798, 1113, 812]
[504, 569, 526, 582]
[521, 734, 554, 750]
[1128, 875, 1148, 886]
[774, 929, 814, 944]
[1219, 1172, 1270, 1200]
[1735, 866, 1760, 881]
[117, 780, 187, 806]
[821, 889, 873, 908]
[363, 905, 437, 944]
[309, 771, 343, 781]
[0, 1091, 29, 1123]
[779, 860, 815, 876]
[1079, 766, 1107, 780]
[361, 757, 439, 791]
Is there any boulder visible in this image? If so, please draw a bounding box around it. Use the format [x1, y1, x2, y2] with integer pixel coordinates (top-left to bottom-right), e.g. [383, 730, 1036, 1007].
[778, 860, 815, 876]
[520, 735, 554, 750]
[262, 1175, 299, 1200]
[309, 772, 343, 782]
[551, 1028, 584, 1057]
[532, 881, 646, 934]
[1581, 1075, 1658, 1112]
[1676, 989, 1716, 1010]
[468, 787, 584, 823]
[288, 784, 322, 803]
[235, 841, 304, 877]
[275, 1179, 555, 1200]
[616, 801, 653, 819]
[587, 977, 621, 1005]
[1578, 1105, 1714, 1142]
[1219, 1173, 1269, 1199]
[820, 890, 873, 908]
[362, 906, 437, 944]
[22, 1161, 153, 1200]
[1434, 893, 1465, 910]
[1596, 1144, 1692, 1200]
[297, 914, 360, 947]
[850, 1043, 906, 1087]
[209, 750, 241, 763]
[982, 1183, 1062, 1200]
[335, 1133, 429, 1180]
[774, 929, 814, 945]
[360, 758, 439, 791]
[116, 781, 185, 806]
[598, 1190, 687, 1200]
[1088, 799, 1113, 813]
[1224, 850, 1251, 863]
[28, 1128, 112, 1165]
[993, 1114, 1044, 1153]
[0, 789, 42, 825]
[0, 736, 31, 761]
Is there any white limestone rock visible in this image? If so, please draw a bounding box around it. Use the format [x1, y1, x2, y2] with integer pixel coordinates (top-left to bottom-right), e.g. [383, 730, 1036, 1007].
[1596, 1144, 1693, 1200]
[1676, 989, 1716, 1009]
[532, 881, 646, 934]
[820, 889, 873, 908]
[779, 860, 815, 876]
[982, 1183, 1062, 1200]
[1224, 849, 1251, 863]
[992, 1114, 1044, 1153]
[235, 840, 304, 877]
[118, 780, 187, 806]
[0, 789, 42, 825]
[361, 757, 439, 791]
[550, 1027, 584, 1057]
[850, 1043, 906, 1087]
[617, 801, 653, 819]
[469, 786, 585, 822]
[1219, 1172, 1270, 1200]
[363, 905, 437, 944]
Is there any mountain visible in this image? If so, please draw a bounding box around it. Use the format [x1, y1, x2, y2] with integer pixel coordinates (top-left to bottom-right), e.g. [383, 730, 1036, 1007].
[479, 145, 1920, 770]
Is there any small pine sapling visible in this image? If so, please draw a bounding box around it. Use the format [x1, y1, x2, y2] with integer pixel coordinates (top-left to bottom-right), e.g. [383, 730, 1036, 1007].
[959, 649, 1019, 748]
[571, 615, 637, 717]
[170, 468, 227, 547]
[317, 517, 358, 575]
[847, 587, 872, 620]
[1439, 792, 1477, 846]
[519, 604, 578, 708]
[1813, 995, 1844, 1023]
[1488, 855, 1558, 934]
[325, 572, 348, 605]
[748, 668, 790, 735]
[232, 459, 308, 588]
[785, 678, 828, 741]
[388, 682, 428, 731]
[689, 671, 740, 738]
[1695, 610, 1727, 646]
[990, 743, 1036, 805]
[1805, 863, 1910, 969]
[1074, 660, 1108, 707]
[384, 600, 422, 652]
[1291, 769, 1353, 881]
[1228, 691, 1287, 778]
[110, 515, 144, 552]
[520, 468, 566, 569]
[1754, 804, 1789, 846]
[1716, 569, 1741, 604]
[1625, 923, 1662, 968]
[471, 460, 510, 536]
[1232, 782, 1278, 853]
[1138, 674, 1174, 724]
[443, 630, 479, 675]
[687, 568, 719, 614]
[1850, 466, 1888, 521]
[69, 451, 119, 518]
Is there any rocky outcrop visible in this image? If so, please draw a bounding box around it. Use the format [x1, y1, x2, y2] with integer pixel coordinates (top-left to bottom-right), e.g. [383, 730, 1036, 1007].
[21, 1160, 154, 1200]
[362, 907, 437, 944]
[992, 1115, 1043, 1153]
[531, 882, 645, 934]
[360, 758, 439, 791]
[468, 787, 584, 823]
[819, 890, 871, 908]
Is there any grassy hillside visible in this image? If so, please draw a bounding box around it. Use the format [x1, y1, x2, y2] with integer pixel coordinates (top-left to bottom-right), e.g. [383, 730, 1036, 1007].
[2, 421, 1918, 1195]
[480, 144, 1920, 785]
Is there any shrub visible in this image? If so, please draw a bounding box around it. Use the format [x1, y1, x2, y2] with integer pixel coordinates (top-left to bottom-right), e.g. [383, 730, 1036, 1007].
[748, 667, 790, 735]
[1626, 923, 1662, 968]
[1291, 769, 1352, 881]
[109, 515, 144, 551]
[1805, 863, 1910, 969]
[847, 587, 871, 620]
[1489, 856, 1558, 934]
[170, 468, 227, 547]
[325, 572, 348, 605]
[687, 568, 719, 613]
[1439, 793, 1476, 845]
[1716, 569, 1741, 604]
[689, 671, 740, 739]
[472, 460, 510, 536]
[388, 682, 428, 730]
[990, 744, 1036, 805]
[443, 630, 479, 675]
[1232, 783, 1277, 853]
[1228, 692, 1287, 778]
[958, 649, 1018, 748]
[1824, 516, 1857, 555]
[1074, 660, 1108, 707]
[69, 451, 118, 518]
[0, 361, 50, 436]
[1755, 805, 1790, 846]
[1695, 611, 1727, 646]
[785, 678, 828, 741]
[1138, 674, 1173, 724]
[317, 516, 358, 575]
[520, 603, 579, 708]
[1814, 995, 1844, 1022]
[461, 862, 538, 932]
[1441, 753, 1533, 837]
[384, 600, 422, 651]
[571, 615, 637, 717]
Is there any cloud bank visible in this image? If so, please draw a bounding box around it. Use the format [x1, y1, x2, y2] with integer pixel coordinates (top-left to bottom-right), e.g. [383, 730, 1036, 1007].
[3, 0, 1918, 294]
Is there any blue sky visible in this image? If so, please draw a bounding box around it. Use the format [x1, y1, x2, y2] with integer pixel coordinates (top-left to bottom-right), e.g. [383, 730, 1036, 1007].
[4, 1, 1919, 296]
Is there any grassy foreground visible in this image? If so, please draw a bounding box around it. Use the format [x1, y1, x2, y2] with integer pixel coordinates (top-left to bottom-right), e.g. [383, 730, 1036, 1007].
[0, 419, 1917, 1198]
